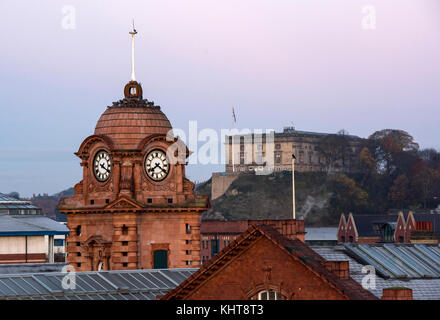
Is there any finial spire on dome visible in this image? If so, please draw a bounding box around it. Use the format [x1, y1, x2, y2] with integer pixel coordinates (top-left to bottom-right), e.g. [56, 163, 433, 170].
[129, 19, 137, 81]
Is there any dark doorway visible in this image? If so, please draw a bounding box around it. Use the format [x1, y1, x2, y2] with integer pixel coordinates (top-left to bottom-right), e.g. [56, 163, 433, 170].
[153, 250, 168, 269]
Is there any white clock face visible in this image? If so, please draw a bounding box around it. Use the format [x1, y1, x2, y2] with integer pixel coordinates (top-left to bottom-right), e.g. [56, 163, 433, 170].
[93, 150, 111, 182]
[145, 149, 169, 181]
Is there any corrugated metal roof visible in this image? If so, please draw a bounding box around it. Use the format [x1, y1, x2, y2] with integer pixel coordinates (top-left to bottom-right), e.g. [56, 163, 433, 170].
[0, 268, 197, 300]
[0, 215, 68, 236]
[342, 243, 440, 279]
[313, 246, 440, 300]
[0, 193, 40, 210]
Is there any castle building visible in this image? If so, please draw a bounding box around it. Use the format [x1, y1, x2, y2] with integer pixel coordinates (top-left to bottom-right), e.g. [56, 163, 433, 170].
[225, 127, 365, 174]
[57, 29, 209, 272]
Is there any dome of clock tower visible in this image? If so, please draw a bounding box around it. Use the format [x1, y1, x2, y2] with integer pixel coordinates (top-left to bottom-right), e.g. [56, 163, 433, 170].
[94, 81, 173, 150]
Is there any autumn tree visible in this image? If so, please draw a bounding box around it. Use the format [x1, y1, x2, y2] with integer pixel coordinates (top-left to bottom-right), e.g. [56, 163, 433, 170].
[389, 174, 410, 209]
[328, 174, 369, 223]
[317, 130, 351, 173]
[369, 129, 419, 176]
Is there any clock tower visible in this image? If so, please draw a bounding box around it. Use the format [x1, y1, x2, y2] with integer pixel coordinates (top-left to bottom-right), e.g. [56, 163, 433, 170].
[58, 27, 209, 271]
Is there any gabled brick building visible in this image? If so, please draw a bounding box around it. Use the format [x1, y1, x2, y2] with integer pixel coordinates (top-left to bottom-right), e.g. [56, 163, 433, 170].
[162, 224, 377, 300]
[338, 212, 440, 244]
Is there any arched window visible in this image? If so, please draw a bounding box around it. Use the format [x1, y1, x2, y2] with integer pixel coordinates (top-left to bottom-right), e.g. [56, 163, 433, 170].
[76, 225, 82, 236]
[257, 290, 282, 300]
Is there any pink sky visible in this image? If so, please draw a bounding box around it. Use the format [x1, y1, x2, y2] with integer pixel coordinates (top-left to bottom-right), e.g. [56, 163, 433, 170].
[0, 0, 439, 196]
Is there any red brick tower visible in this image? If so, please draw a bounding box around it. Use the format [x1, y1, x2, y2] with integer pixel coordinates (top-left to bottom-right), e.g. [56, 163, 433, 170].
[58, 28, 209, 271]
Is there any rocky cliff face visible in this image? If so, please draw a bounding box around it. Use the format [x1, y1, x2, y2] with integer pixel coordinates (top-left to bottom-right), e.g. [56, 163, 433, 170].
[197, 172, 334, 226]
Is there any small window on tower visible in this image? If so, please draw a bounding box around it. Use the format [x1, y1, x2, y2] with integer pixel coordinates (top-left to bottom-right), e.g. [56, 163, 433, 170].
[186, 224, 191, 234]
[90, 199, 94, 205]
[168, 198, 173, 203]
[130, 87, 137, 95]
[122, 225, 128, 235]
[122, 262, 128, 267]
[122, 252, 128, 257]
[106, 199, 110, 204]
[147, 198, 152, 203]
[122, 241, 128, 246]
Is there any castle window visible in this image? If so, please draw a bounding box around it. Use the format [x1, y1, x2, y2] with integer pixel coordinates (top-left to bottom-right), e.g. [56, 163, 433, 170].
[186, 250, 191, 255]
[168, 198, 173, 204]
[186, 261, 191, 266]
[106, 199, 110, 204]
[186, 240, 191, 245]
[90, 199, 94, 205]
[76, 242, 81, 246]
[122, 241, 128, 246]
[76, 225, 82, 236]
[122, 252, 128, 257]
[258, 290, 282, 300]
[122, 262, 128, 267]
[77, 263, 81, 268]
[122, 225, 128, 235]
[77, 252, 81, 257]
[147, 198, 152, 203]
[275, 144, 281, 149]
[186, 224, 191, 234]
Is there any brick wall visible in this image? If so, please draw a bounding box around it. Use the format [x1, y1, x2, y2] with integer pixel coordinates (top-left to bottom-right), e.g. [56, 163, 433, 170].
[188, 236, 347, 300]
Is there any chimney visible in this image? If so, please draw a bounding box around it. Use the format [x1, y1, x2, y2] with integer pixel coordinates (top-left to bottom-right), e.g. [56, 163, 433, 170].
[381, 287, 413, 300]
[322, 261, 350, 279]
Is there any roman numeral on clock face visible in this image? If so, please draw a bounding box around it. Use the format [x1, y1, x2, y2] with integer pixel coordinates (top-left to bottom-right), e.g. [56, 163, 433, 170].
[145, 149, 169, 181]
[93, 150, 111, 182]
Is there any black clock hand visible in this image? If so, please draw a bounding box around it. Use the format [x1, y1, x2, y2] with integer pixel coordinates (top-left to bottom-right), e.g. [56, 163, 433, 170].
[100, 163, 110, 173]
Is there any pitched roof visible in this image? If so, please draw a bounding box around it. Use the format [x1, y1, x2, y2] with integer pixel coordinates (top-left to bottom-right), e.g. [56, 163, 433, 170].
[0, 215, 68, 236]
[314, 246, 440, 300]
[351, 214, 399, 237]
[0, 268, 196, 300]
[162, 224, 377, 300]
[305, 227, 338, 241]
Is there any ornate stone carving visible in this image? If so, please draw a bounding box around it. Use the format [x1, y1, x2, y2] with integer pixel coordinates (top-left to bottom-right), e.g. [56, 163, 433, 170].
[74, 181, 83, 195]
[183, 178, 195, 192]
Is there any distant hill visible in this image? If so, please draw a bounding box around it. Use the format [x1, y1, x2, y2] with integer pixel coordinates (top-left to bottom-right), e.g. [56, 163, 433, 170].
[29, 188, 74, 222]
[196, 172, 335, 226]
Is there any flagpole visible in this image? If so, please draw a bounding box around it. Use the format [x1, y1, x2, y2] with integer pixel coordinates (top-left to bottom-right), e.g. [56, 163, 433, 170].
[292, 154, 296, 220]
[231, 108, 235, 173]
